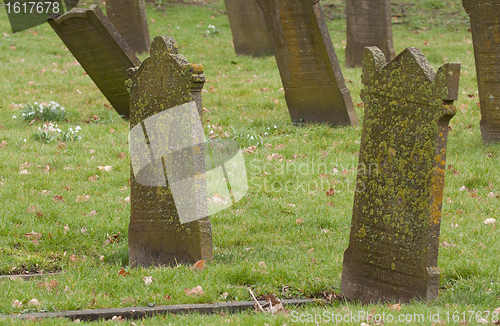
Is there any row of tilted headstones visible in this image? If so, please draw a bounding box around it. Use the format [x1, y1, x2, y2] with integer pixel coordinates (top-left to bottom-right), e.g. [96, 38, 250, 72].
[48, 0, 500, 304]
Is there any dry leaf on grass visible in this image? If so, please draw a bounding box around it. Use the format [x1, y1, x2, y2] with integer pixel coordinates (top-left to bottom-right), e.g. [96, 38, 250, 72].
[193, 260, 205, 271]
[243, 145, 256, 154]
[12, 300, 23, 308]
[53, 195, 64, 202]
[88, 175, 99, 182]
[29, 298, 40, 307]
[69, 254, 78, 262]
[0, 140, 7, 148]
[25, 231, 42, 245]
[98, 166, 112, 172]
[143, 276, 153, 286]
[76, 195, 90, 202]
[295, 218, 303, 225]
[326, 188, 335, 196]
[184, 286, 204, 296]
[118, 268, 129, 276]
[484, 218, 496, 225]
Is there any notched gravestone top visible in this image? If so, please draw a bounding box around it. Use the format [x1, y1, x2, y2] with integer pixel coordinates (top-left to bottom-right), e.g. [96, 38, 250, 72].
[463, 0, 500, 143]
[341, 47, 460, 303]
[345, 0, 395, 68]
[106, 0, 150, 54]
[126, 36, 211, 267]
[224, 0, 273, 56]
[256, 0, 358, 126]
[48, 5, 140, 119]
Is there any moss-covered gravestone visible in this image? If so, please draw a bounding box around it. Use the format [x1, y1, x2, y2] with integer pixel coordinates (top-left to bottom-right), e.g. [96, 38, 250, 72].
[48, 5, 140, 119]
[106, 0, 150, 54]
[463, 1, 500, 143]
[126, 36, 212, 267]
[256, 0, 358, 126]
[224, 0, 272, 57]
[345, 0, 395, 68]
[341, 47, 460, 303]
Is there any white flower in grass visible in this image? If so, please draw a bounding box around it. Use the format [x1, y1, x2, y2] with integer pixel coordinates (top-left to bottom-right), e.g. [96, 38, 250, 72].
[12, 115, 16, 119]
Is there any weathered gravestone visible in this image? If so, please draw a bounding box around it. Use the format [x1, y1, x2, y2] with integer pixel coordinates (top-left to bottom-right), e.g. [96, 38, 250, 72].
[256, 0, 358, 126]
[224, 0, 273, 56]
[341, 47, 460, 303]
[463, 1, 500, 143]
[345, 0, 395, 68]
[48, 5, 140, 119]
[106, 0, 150, 54]
[126, 35, 212, 267]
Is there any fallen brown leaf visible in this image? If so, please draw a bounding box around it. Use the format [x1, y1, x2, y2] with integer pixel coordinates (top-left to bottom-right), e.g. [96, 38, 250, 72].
[326, 188, 335, 196]
[184, 286, 204, 296]
[25, 231, 42, 245]
[193, 260, 205, 271]
[76, 195, 90, 202]
[118, 268, 129, 276]
[69, 254, 78, 262]
[243, 146, 256, 154]
[88, 175, 99, 182]
[53, 195, 64, 202]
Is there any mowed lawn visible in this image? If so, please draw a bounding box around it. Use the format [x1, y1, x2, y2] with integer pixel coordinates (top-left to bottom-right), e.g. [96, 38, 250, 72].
[1, 0, 500, 325]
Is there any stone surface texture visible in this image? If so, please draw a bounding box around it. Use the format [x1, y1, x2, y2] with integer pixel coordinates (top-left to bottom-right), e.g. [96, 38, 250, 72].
[126, 36, 212, 267]
[345, 0, 395, 68]
[48, 5, 140, 119]
[256, 0, 358, 126]
[224, 0, 273, 56]
[341, 47, 460, 303]
[106, 0, 150, 54]
[463, 0, 500, 143]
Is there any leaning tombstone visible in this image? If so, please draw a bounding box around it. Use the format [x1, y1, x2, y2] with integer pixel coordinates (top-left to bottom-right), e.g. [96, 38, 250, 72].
[224, 0, 273, 56]
[345, 0, 395, 68]
[341, 47, 460, 303]
[256, 0, 358, 126]
[127, 36, 213, 267]
[106, 0, 150, 54]
[48, 5, 140, 119]
[463, 1, 500, 143]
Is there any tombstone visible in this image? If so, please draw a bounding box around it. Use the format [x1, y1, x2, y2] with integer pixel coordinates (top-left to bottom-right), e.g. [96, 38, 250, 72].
[224, 0, 273, 56]
[256, 0, 358, 126]
[341, 47, 460, 303]
[126, 35, 212, 267]
[345, 0, 395, 68]
[463, 1, 500, 143]
[48, 5, 140, 119]
[106, 0, 150, 54]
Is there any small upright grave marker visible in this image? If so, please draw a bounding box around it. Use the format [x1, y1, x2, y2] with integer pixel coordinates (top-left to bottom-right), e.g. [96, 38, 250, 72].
[463, 0, 500, 143]
[345, 0, 395, 68]
[106, 0, 150, 54]
[48, 5, 141, 119]
[224, 0, 273, 56]
[341, 47, 460, 303]
[256, 0, 358, 126]
[127, 36, 212, 267]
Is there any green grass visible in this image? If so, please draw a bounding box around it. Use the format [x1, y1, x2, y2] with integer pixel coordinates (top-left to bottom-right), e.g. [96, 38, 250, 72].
[1, 0, 500, 325]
